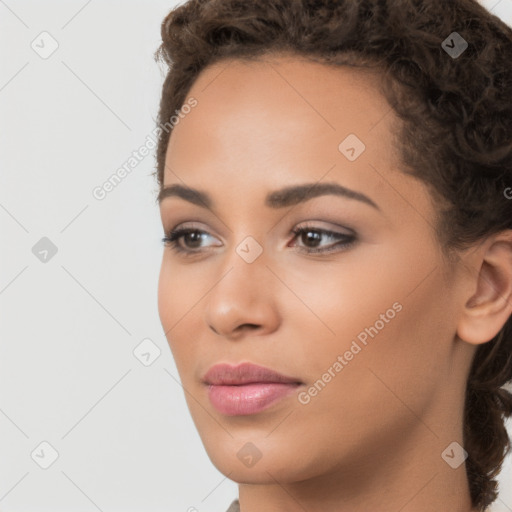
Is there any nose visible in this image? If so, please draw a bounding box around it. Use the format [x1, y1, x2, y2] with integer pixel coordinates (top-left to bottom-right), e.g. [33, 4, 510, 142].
[204, 245, 281, 340]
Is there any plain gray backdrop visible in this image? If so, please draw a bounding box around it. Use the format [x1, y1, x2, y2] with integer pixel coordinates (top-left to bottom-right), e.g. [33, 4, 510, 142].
[1, 1, 511, 511]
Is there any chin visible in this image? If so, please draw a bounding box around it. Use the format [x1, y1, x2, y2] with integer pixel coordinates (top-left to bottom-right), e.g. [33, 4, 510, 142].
[202, 435, 325, 484]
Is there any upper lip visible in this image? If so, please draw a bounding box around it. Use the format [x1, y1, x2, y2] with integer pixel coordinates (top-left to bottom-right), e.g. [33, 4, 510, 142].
[202, 362, 302, 386]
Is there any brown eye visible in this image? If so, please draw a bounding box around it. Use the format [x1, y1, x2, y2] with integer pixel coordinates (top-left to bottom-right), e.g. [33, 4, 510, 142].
[162, 227, 220, 255]
[289, 225, 356, 254]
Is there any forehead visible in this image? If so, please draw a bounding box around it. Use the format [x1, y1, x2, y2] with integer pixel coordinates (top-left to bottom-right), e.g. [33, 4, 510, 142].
[168, 57, 392, 162]
[173, 55, 392, 146]
[190, 54, 387, 116]
[162, 55, 434, 221]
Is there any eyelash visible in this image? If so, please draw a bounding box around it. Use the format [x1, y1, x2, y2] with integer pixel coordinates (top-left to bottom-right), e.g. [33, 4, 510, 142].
[161, 223, 357, 257]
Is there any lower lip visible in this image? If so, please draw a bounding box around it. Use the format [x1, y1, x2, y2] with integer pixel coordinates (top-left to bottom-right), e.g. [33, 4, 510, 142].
[207, 382, 301, 416]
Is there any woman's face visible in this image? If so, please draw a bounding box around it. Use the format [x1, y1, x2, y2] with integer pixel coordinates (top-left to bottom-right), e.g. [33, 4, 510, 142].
[157, 56, 474, 485]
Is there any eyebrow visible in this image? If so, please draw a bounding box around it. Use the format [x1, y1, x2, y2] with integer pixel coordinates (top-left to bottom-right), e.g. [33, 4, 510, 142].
[157, 182, 380, 211]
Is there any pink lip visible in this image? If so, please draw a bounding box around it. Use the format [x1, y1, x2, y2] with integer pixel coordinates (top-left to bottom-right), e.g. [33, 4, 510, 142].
[207, 382, 300, 415]
[203, 362, 303, 416]
[203, 362, 301, 385]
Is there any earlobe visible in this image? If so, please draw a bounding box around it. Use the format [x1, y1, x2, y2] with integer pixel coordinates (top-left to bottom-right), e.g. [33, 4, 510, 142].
[456, 231, 512, 346]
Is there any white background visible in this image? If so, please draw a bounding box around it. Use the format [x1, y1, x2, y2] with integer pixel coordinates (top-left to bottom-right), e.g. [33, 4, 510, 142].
[0, 1, 511, 511]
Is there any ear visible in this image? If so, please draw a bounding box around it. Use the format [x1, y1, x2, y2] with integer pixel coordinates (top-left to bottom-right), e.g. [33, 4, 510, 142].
[457, 230, 512, 345]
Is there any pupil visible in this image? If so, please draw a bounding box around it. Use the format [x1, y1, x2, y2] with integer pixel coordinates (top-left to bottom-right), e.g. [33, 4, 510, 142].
[186, 232, 202, 247]
[303, 230, 320, 247]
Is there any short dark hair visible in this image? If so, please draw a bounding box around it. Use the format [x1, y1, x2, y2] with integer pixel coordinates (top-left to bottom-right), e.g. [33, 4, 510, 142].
[153, 1, 512, 510]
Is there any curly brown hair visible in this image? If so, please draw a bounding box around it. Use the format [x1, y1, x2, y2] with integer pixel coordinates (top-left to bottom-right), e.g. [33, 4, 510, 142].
[153, 0, 512, 510]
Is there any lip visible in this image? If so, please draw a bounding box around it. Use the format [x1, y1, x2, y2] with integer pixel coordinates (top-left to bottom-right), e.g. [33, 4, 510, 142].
[203, 362, 302, 386]
[203, 362, 303, 416]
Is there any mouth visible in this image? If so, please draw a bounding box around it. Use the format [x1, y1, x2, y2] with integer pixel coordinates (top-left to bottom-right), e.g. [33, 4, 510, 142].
[202, 361, 302, 385]
[206, 381, 302, 416]
[202, 362, 303, 416]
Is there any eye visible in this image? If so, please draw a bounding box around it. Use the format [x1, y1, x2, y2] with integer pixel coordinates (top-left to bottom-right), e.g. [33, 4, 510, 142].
[161, 223, 357, 257]
[161, 226, 220, 256]
[289, 223, 356, 254]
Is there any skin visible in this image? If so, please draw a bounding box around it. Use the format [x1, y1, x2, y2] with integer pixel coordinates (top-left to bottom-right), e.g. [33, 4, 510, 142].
[157, 54, 512, 512]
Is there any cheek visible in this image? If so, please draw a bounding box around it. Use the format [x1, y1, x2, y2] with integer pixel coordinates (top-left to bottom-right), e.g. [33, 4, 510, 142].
[157, 255, 212, 369]
[158, 255, 202, 323]
[157, 256, 192, 348]
[285, 238, 447, 397]
[157, 257, 173, 331]
[274, 271, 448, 474]
[276, 249, 406, 366]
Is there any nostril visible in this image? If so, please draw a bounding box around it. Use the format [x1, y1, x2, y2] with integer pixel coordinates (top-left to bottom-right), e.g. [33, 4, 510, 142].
[208, 323, 261, 336]
[239, 323, 260, 331]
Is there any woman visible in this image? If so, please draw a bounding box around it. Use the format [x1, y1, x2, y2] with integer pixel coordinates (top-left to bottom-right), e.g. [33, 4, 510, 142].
[153, 0, 512, 510]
